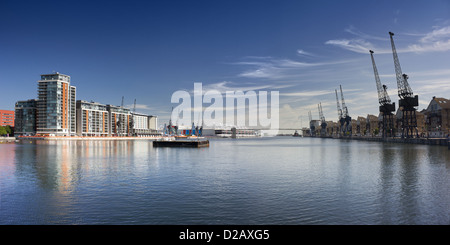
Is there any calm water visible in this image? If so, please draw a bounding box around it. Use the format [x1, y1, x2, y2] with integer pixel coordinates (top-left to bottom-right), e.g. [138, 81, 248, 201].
[0, 137, 449, 225]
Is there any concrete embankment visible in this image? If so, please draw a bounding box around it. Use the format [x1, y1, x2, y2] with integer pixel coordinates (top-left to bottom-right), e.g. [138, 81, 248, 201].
[15, 136, 162, 141]
[330, 135, 449, 147]
[0, 137, 16, 143]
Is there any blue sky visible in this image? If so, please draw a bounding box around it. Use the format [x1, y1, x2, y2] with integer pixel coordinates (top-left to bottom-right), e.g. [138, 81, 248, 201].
[1, 0, 449, 129]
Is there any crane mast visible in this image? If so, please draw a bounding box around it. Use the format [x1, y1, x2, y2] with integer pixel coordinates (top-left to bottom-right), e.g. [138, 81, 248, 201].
[340, 85, 348, 118]
[335, 89, 343, 136]
[389, 32, 418, 138]
[318, 102, 327, 136]
[340, 85, 352, 136]
[370, 50, 392, 106]
[389, 32, 414, 99]
[370, 50, 395, 137]
[318, 103, 325, 124]
[335, 90, 342, 118]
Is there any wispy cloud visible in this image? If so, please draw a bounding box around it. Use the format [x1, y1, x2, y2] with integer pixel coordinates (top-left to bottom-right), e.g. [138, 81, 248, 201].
[408, 27, 450, 52]
[236, 56, 358, 80]
[324, 39, 375, 54]
[419, 26, 450, 43]
[200, 81, 293, 93]
[326, 25, 450, 54]
[324, 25, 388, 54]
[296, 49, 316, 57]
[344, 25, 388, 41]
[124, 103, 159, 114]
[282, 90, 334, 97]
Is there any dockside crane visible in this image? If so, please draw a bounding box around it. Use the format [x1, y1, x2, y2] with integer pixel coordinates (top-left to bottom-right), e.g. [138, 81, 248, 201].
[370, 50, 396, 138]
[335, 89, 343, 136]
[318, 102, 327, 136]
[340, 85, 352, 136]
[308, 110, 316, 137]
[389, 32, 419, 138]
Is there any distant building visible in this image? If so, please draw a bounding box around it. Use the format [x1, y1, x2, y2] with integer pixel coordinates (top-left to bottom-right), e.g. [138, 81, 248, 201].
[106, 104, 131, 136]
[36, 73, 76, 136]
[76, 100, 158, 137]
[14, 72, 159, 138]
[366, 114, 379, 136]
[14, 100, 37, 136]
[0, 109, 15, 127]
[326, 120, 335, 136]
[332, 120, 341, 136]
[395, 107, 403, 136]
[416, 110, 426, 137]
[357, 116, 366, 136]
[148, 115, 158, 131]
[351, 119, 358, 136]
[301, 127, 310, 137]
[310, 120, 320, 136]
[131, 112, 158, 136]
[424, 97, 450, 137]
[76, 100, 109, 136]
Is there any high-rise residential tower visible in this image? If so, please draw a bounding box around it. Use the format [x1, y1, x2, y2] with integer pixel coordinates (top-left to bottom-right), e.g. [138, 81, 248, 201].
[14, 99, 37, 136]
[36, 72, 76, 136]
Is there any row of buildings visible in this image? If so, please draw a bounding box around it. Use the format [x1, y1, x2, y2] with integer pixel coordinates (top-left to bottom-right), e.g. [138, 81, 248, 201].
[0, 110, 15, 127]
[304, 96, 450, 138]
[14, 72, 158, 137]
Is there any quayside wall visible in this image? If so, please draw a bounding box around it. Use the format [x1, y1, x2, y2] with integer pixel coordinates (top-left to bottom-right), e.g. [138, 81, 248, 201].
[328, 135, 449, 147]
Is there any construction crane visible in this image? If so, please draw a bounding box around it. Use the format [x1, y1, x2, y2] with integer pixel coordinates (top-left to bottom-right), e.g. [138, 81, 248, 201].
[308, 110, 315, 137]
[340, 85, 352, 136]
[318, 102, 327, 136]
[389, 32, 419, 138]
[370, 50, 396, 138]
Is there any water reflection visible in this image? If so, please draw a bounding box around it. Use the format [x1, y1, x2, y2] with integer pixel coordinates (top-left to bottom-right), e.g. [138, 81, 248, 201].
[398, 145, 420, 224]
[1, 138, 449, 224]
[377, 143, 450, 224]
[378, 144, 397, 224]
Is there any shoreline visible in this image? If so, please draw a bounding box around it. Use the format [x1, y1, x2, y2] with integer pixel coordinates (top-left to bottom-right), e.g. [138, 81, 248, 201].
[15, 136, 163, 141]
[13, 135, 259, 141]
[0, 137, 16, 143]
[7, 135, 450, 148]
[305, 135, 449, 147]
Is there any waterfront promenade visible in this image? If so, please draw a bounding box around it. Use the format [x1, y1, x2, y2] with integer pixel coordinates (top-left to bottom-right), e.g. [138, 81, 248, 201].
[0, 137, 16, 143]
[10, 134, 449, 149]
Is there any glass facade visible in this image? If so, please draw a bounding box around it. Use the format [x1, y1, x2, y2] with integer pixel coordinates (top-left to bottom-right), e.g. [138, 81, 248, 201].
[36, 73, 76, 136]
[14, 99, 37, 135]
[15, 72, 158, 137]
[76, 100, 109, 136]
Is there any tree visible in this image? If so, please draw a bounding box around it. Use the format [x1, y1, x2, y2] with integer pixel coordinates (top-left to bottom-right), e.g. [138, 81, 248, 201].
[5, 125, 12, 135]
[374, 128, 379, 136]
[0, 126, 7, 136]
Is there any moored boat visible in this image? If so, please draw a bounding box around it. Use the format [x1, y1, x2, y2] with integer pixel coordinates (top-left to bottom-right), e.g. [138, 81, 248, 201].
[153, 136, 210, 148]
